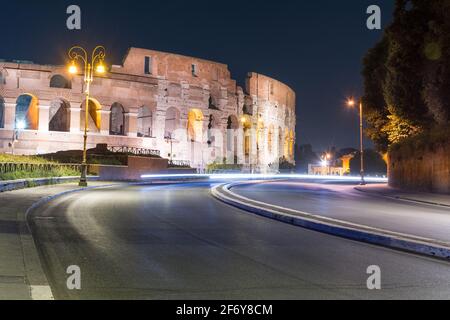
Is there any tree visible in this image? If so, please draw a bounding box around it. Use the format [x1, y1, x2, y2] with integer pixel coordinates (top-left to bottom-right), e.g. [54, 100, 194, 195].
[295, 144, 318, 173]
[362, 0, 450, 151]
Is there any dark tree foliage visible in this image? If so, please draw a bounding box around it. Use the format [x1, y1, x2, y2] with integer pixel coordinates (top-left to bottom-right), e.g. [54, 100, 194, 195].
[362, 0, 450, 151]
[350, 149, 387, 176]
[295, 144, 319, 173]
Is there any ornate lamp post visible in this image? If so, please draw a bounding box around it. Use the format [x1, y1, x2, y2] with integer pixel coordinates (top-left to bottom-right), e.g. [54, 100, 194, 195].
[68, 46, 106, 187]
[347, 97, 366, 185]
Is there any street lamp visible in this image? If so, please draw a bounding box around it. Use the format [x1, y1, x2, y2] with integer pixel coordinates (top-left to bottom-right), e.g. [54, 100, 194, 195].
[347, 97, 366, 185]
[68, 45, 106, 187]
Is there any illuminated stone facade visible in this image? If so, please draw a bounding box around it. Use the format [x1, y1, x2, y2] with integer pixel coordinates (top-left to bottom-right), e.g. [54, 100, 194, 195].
[0, 48, 296, 171]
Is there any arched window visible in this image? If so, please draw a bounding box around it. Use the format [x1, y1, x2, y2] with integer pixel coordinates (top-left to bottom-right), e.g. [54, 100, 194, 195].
[284, 128, 290, 158]
[137, 105, 153, 137]
[0, 97, 5, 128]
[49, 99, 71, 132]
[50, 75, 71, 89]
[187, 109, 204, 142]
[110, 103, 125, 136]
[80, 98, 101, 133]
[165, 107, 180, 139]
[15, 94, 39, 130]
[207, 114, 218, 147]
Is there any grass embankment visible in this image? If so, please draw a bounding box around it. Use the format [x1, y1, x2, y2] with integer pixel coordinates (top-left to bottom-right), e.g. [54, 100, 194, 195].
[0, 154, 80, 181]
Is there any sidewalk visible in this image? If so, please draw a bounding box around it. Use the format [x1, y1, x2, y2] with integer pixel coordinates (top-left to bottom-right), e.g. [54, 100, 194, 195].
[0, 181, 115, 300]
[355, 184, 450, 207]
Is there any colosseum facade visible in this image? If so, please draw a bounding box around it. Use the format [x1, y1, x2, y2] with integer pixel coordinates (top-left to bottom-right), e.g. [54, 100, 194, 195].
[0, 47, 296, 172]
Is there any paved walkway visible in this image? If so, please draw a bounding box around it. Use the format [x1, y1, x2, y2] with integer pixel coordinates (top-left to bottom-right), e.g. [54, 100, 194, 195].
[356, 184, 450, 207]
[0, 181, 116, 300]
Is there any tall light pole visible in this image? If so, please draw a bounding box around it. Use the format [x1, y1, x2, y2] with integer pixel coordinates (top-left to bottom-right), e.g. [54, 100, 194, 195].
[347, 97, 366, 185]
[68, 46, 106, 187]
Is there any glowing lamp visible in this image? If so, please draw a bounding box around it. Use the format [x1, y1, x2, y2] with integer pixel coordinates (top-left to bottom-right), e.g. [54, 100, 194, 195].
[16, 120, 26, 130]
[68, 61, 78, 74]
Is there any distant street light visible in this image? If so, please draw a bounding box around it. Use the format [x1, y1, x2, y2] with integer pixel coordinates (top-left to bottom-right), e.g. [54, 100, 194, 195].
[347, 97, 366, 185]
[68, 45, 106, 187]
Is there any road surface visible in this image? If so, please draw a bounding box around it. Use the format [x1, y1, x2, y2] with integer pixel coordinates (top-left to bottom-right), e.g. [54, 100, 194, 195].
[231, 180, 450, 242]
[29, 181, 450, 300]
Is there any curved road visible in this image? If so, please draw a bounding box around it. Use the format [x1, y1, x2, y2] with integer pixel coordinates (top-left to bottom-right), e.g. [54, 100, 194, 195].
[29, 181, 450, 300]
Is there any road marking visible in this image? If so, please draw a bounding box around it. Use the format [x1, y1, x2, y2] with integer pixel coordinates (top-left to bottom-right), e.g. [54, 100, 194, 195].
[30, 285, 54, 300]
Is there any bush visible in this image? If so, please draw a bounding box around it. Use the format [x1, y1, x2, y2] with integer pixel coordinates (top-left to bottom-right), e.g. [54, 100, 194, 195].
[0, 166, 80, 181]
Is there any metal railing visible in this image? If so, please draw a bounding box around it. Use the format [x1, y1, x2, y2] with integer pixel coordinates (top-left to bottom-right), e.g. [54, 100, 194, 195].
[107, 146, 160, 157]
[168, 160, 191, 168]
[0, 162, 80, 174]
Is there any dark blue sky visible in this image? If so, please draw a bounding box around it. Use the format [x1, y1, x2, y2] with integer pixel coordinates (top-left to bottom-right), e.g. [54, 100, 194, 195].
[0, 0, 394, 150]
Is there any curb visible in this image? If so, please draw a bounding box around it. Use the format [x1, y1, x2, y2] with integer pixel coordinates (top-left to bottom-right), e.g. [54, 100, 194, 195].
[354, 187, 450, 208]
[211, 182, 450, 260]
[0, 176, 100, 193]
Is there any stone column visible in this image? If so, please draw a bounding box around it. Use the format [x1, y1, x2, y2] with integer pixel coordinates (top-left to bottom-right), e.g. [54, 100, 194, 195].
[38, 105, 50, 132]
[69, 104, 81, 133]
[100, 109, 111, 135]
[3, 102, 16, 130]
[124, 111, 138, 138]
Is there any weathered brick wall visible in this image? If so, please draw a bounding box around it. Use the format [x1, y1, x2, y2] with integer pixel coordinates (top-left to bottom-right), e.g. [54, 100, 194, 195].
[389, 144, 450, 194]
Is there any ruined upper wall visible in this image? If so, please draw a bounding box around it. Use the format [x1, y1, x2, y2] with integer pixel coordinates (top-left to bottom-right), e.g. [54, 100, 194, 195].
[245, 72, 296, 111]
[112, 48, 236, 92]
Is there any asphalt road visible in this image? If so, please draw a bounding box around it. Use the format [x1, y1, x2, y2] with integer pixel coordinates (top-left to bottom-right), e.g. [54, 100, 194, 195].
[29, 181, 450, 300]
[231, 180, 450, 242]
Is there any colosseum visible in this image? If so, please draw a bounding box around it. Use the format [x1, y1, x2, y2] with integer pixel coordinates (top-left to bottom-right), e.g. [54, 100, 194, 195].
[0, 47, 296, 172]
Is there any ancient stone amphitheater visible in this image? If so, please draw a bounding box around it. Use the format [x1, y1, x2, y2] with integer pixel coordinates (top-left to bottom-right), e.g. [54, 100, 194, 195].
[0, 48, 296, 171]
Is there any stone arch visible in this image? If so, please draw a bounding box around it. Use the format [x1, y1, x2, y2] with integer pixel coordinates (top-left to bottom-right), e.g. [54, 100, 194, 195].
[49, 98, 71, 132]
[50, 74, 71, 89]
[285, 108, 290, 126]
[207, 114, 221, 148]
[15, 94, 39, 130]
[0, 96, 5, 128]
[289, 130, 295, 158]
[80, 98, 101, 133]
[110, 103, 125, 136]
[227, 115, 239, 130]
[278, 126, 283, 158]
[187, 109, 204, 142]
[241, 115, 252, 157]
[257, 119, 265, 152]
[226, 115, 239, 164]
[284, 128, 290, 158]
[268, 124, 275, 155]
[137, 105, 154, 138]
[164, 107, 181, 138]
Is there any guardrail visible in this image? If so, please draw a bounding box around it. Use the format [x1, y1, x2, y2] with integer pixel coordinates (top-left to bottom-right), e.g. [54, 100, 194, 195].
[0, 162, 80, 174]
[107, 146, 160, 157]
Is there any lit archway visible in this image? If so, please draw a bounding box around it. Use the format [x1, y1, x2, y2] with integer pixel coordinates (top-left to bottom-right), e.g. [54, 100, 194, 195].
[241, 116, 252, 157]
[50, 75, 71, 89]
[49, 99, 71, 132]
[15, 94, 39, 130]
[284, 128, 289, 158]
[80, 98, 101, 133]
[110, 103, 125, 136]
[268, 125, 274, 155]
[187, 109, 204, 142]
[289, 130, 295, 158]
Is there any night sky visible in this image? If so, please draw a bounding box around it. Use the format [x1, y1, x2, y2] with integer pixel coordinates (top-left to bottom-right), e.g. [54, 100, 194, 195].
[0, 0, 395, 151]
